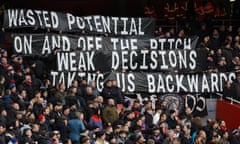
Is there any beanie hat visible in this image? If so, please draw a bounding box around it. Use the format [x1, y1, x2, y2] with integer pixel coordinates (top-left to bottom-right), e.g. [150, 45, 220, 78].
[38, 114, 45, 121]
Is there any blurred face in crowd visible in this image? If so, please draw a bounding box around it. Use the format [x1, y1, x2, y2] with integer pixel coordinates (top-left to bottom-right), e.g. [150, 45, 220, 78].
[72, 80, 78, 88]
[86, 87, 93, 95]
[161, 100, 167, 109]
[24, 67, 31, 74]
[108, 99, 115, 106]
[165, 32, 171, 37]
[204, 36, 210, 43]
[96, 96, 103, 104]
[17, 57, 23, 64]
[133, 101, 140, 108]
[223, 131, 229, 140]
[63, 107, 70, 115]
[227, 25, 233, 32]
[136, 119, 143, 126]
[212, 29, 219, 37]
[178, 29, 185, 37]
[124, 121, 131, 128]
[59, 83, 66, 91]
[160, 113, 167, 122]
[1, 109, 7, 117]
[153, 129, 160, 135]
[232, 56, 240, 65]
[53, 130, 61, 140]
[1, 51, 7, 57]
[112, 80, 118, 87]
[234, 42, 240, 49]
[11, 86, 17, 93]
[234, 36, 240, 42]
[224, 81, 231, 89]
[35, 91, 41, 99]
[127, 112, 135, 120]
[12, 103, 20, 110]
[168, 130, 174, 140]
[81, 79, 87, 86]
[55, 104, 63, 112]
[79, 112, 84, 120]
[185, 107, 192, 115]
[145, 101, 152, 109]
[175, 125, 181, 133]
[27, 113, 35, 122]
[220, 120, 226, 128]
[89, 81, 96, 88]
[121, 125, 129, 132]
[1, 57, 7, 65]
[43, 107, 50, 115]
[106, 80, 112, 87]
[0, 125, 6, 135]
[212, 121, 219, 130]
[42, 91, 48, 98]
[37, 97, 44, 105]
[25, 129, 32, 137]
[7, 66, 14, 75]
[71, 87, 77, 95]
[137, 135, 145, 144]
[182, 124, 190, 134]
[237, 74, 240, 82]
[216, 49, 222, 55]
[25, 75, 32, 83]
[31, 123, 40, 132]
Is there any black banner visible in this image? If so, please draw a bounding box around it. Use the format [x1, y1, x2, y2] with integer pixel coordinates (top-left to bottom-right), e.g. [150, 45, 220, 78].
[50, 71, 236, 93]
[12, 34, 196, 55]
[3, 9, 155, 36]
[55, 50, 198, 72]
[13, 34, 201, 72]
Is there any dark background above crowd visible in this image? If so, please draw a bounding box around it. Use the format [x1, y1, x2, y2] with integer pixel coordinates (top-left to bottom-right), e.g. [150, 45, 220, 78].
[0, 0, 240, 20]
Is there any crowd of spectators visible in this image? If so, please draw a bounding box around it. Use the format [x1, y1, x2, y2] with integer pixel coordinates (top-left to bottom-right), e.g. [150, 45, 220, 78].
[0, 21, 239, 144]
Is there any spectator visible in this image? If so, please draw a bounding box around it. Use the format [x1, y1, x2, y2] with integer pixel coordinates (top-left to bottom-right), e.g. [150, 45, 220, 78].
[83, 86, 95, 102]
[89, 81, 100, 98]
[180, 124, 192, 144]
[231, 73, 240, 100]
[163, 129, 175, 144]
[111, 80, 123, 104]
[20, 128, 35, 144]
[152, 107, 162, 125]
[149, 127, 164, 143]
[167, 110, 178, 129]
[89, 108, 103, 131]
[102, 98, 119, 125]
[0, 123, 6, 144]
[54, 115, 70, 143]
[219, 131, 230, 144]
[101, 80, 113, 103]
[55, 83, 67, 103]
[95, 131, 109, 144]
[68, 111, 85, 144]
[210, 28, 222, 52]
[135, 134, 145, 144]
[222, 43, 233, 68]
[195, 130, 207, 144]
[18, 75, 34, 100]
[144, 107, 153, 129]
[80, 135, 90, 144]
[64, 87, 79, 108]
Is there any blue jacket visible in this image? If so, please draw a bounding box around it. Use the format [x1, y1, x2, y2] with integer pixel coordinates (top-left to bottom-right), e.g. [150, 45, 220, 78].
[68, 118, 85, 142]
